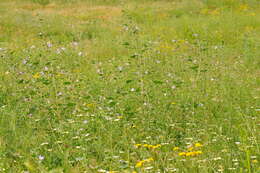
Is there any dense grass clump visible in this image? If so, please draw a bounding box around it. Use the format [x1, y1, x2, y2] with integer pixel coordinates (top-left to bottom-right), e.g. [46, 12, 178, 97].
[0, 0, 259, 172]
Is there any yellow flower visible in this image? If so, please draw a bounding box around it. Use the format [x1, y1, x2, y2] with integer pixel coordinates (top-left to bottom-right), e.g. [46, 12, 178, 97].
[151, 144, 161, 149]
[178, 152, 186, 156]
[195, 143, 203, 147]
[33, 73, 40, 79]
[171, 102, 176, 105]
[173, 147, 179, 151]
[135, 158, 153, 168]
[178, 151, 202, 157]
[146, 157, 154, 162]
[135, 160, 144, 168]
[188, 147, 194, 151]
[143, 144, 149, 148]
[185, 152, 194, 156]
[85, 103, 95, 107]
[252, 159, 258, 163]
[135, 143, 161, 149]
[149, 144, 161, 149]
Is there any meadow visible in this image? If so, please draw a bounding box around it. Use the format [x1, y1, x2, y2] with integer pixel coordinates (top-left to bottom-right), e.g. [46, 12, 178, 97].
[0, 0, 259, 172]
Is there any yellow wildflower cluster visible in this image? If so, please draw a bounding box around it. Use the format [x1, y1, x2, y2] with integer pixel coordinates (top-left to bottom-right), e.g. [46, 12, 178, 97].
[135, 157, 154, 168]
[134, 144, 161, 149]
[195, 142, 203, 147]
[85, 103, 95, 107]
[173, 147, 179, 151]
[178, 151, 202, 157]
[174, 142, 203, 157]
[33, 73, 40, 79]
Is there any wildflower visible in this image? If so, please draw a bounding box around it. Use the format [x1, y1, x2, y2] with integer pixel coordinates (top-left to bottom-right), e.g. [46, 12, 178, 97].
[235, 142, 240, 145]
[173, 147, 179, 151]
[44, 66, 48, 71]
[252, 159, 258, 163]
[171, 85, 176, 89]
[187, 146, 194, 151]
[72, 42, 79, 46]
[136, 144, 161, 149]
[86, 103, 95, 107]
[130, 88, 135, 92]
[213, 157, 222, 161]
[152, 144, 161, 149]
[135, 158, 154, 168]
[178, 151, 202, 157]
[143, 144, 149, 147]
[56, 49, 61, 54]
[136, 160, 145, 168]
[38, 155, 44, 161]
[46, 41, 52, 48]
[171, 102, 176, 105]
[118, 66, 123, 71]
[178, 152, 186, 156]
[195, 143, 203, 147]
[33, 73, 40, 79]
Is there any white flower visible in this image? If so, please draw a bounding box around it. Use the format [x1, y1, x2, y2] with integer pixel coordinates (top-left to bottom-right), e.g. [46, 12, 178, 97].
[193, 33, 199, 37]
[72, 42, 79, 46]
[56, 49, 61, 54]
[46, 41, 52, 48]
[118, 66, 123, 71]
[44, 66, 49, 71]
[38, 155, 44, 161]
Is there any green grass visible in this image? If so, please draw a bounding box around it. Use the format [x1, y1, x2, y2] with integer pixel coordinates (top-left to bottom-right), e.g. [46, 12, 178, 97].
[0, 0, 259, 172]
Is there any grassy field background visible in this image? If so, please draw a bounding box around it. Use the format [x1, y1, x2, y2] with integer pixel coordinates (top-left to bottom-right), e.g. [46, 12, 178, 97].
[0, 0, 259, 172]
